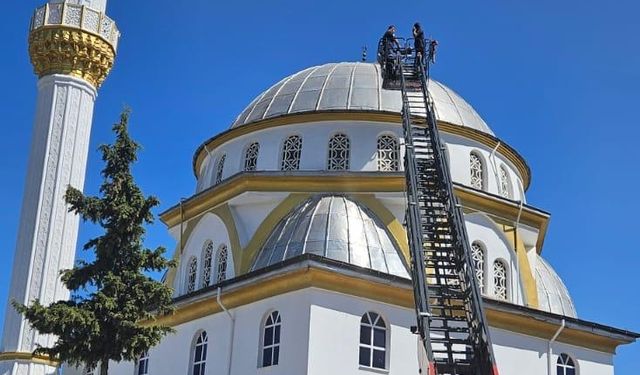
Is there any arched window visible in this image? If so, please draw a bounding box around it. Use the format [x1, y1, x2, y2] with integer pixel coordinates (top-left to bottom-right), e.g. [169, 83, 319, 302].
[260, 311, 282, 367]
[201, 241, 213, 288]
[470, 152, 484, 190]
[136, 352, 149, 375]
[191, 331, 208, 375]
[215, 244, 229, 283]
[281, 135, 303, 171]
[493, 260, 508, 300]
[327, 133, 350, 171]
[471, 242, 485, 294]
[359, 312, 387, 370]
[499, 165, 513, 199]
[244, 142, 260, 172]
[377, 135, 399, 171]
[557, 353, 576, 375]
[186, 257, 198, 294]
[215, 154, 226, 185]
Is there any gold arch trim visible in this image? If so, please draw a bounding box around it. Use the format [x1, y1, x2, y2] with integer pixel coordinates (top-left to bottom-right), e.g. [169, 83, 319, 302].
[164, 204, 243, 288]
[191, 113, 531, 189]
[0, 352, 59, 367]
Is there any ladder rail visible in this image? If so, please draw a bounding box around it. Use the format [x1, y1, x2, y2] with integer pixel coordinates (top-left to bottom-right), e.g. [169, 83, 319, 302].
[395, 42, 500, 375]
[414, 56, 499, 374]
[398, 52, 437, 372]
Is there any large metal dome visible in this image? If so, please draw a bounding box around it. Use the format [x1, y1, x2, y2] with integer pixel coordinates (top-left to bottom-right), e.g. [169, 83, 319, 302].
[232, 62, 494, 135]
[535, 255, 577, 318]
[251, 195, 410, 278]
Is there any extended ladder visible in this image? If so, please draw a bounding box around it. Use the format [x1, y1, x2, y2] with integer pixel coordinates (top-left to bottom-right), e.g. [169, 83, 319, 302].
[397, 48, 500, 375]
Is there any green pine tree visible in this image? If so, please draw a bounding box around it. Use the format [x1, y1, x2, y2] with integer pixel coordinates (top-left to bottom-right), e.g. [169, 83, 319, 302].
[15, 109, 175, 375]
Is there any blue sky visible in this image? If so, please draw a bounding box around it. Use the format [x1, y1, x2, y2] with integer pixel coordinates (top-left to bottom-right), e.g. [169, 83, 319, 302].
[1, 0, 639, 372]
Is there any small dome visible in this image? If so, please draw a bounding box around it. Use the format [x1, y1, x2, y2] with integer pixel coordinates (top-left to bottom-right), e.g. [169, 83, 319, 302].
[232, 62, 493, 135]
[535, 255, 577, 318]
[251, 195, 410, 278]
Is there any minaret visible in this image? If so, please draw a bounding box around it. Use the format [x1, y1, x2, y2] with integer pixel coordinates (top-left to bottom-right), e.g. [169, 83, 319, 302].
[0, 1, 118, 374]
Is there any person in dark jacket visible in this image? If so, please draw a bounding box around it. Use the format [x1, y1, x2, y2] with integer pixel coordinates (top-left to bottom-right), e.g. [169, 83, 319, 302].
[380, 25, 401, 80]
[413, 22, 426, 66]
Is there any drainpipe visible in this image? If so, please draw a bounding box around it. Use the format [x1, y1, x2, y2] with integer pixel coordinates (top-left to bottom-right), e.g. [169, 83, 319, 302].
[217, 287, 236, 375]
[489, 142, 501, 193]
[512, 181, 525, 304]
[548, 319, 566, 375]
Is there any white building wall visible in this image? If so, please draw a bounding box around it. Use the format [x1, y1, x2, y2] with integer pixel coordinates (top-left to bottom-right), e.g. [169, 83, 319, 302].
[107, 288, 614, 375]
[196, 121, 524, 202]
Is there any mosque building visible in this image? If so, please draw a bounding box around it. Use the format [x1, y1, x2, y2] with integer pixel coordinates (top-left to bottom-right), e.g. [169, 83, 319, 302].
[0, 1, 637, 375]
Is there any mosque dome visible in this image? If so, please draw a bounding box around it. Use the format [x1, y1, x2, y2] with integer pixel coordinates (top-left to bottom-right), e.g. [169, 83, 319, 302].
[232, 62, 493, 135]
[251, 195, 410, 278]
[534, 255, 577, 318]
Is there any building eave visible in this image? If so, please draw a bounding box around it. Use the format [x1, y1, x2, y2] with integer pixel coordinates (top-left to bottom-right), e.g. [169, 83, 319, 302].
[152, 254, 638, 353]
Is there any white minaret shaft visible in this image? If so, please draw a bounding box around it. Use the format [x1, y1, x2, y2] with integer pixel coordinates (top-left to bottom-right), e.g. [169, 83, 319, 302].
[0, 2, 118, 375]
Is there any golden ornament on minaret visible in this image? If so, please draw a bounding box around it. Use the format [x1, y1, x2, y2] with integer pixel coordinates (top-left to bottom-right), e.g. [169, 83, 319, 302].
[28, 3, 119, 88]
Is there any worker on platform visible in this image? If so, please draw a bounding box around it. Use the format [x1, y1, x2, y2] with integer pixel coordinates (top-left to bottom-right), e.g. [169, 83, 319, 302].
[380, 25, 401, 80]
[413, 23, 426, 66]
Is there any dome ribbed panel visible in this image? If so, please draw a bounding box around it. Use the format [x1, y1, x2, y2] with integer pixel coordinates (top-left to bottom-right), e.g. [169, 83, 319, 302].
[251, 195, 410, 278]
[534, 255, 577, 318]
[231, 62, 494, 136]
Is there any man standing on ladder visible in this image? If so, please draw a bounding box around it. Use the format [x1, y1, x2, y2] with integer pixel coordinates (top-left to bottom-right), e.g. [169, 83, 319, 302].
[380, 25, 401, 80]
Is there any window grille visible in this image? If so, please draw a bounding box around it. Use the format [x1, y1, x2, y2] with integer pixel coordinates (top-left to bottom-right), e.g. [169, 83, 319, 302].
[499, 165, 512, 199]
[327, 134, 350, 171]
[470, 152, 484, 190]
[201, 241, 213, 288]
[281, 136, 303, 171]
[216, 244, 228, 283]
[186, 257, 197, 294]
[377, 135, 399, 171]
[215, 154, 226, 185]
[244, 143, 260, 171]
[493, 260, 508, 300]
[471, 242, 485, 294]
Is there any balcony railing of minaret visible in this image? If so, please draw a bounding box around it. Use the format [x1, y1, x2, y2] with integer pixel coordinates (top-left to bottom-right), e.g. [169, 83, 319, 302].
[30, 2, 120, 51]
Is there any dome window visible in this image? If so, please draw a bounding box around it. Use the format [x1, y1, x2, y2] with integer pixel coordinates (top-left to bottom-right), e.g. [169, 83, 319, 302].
[493, 260, 508, 301]
[244, 142, 260, 172]
[557, 353, 577, 375]
[471, 242, 486, 294]
[215, 154, 226, 185]
[377, 135, 399, 172]
[470, 152, 485, 190]
[185, 257, 197, 294]
[280, 135, 303, 171]
[215, 244, 229, 283]
[499, 165, 513, 199]
[327, 133, 350, 171]
[201, 241, 213, 288]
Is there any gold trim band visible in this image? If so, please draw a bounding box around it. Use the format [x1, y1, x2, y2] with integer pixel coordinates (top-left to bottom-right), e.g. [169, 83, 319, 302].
[152, 265, 628, 353]
[0, 352, 59, 367]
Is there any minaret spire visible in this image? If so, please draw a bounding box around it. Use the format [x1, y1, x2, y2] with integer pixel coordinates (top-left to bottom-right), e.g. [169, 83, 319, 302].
[0, 1, 118, 374]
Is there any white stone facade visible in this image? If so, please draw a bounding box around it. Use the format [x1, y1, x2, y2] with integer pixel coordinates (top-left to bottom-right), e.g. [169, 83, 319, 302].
[109, 289, 613, 375]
